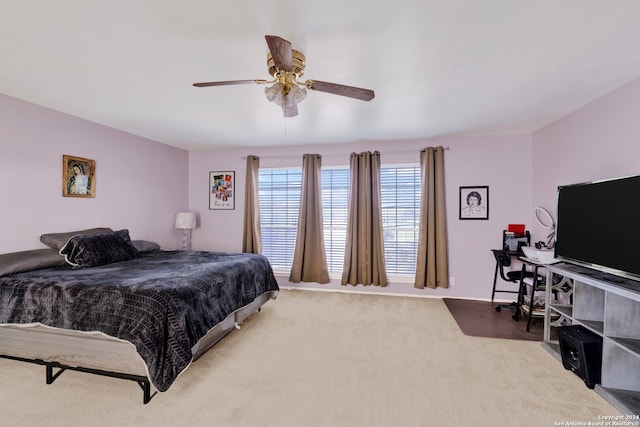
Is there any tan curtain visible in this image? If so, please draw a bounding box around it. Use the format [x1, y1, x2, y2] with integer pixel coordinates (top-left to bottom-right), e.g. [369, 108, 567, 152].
[242, 155, 262, 254]
[289, 154, 330, 283]
[415, 147, 449, 289]
[341, 151, 388, 287]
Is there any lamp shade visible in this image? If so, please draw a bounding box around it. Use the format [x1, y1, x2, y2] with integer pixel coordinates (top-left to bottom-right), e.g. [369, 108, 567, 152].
[175, 212, 196, 229]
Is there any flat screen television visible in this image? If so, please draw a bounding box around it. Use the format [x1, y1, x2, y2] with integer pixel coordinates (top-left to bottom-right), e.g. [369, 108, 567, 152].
[555, 174, 640, 281]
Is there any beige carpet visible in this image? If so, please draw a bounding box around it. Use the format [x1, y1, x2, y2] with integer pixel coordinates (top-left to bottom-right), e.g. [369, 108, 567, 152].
[0, 289, 620, 427]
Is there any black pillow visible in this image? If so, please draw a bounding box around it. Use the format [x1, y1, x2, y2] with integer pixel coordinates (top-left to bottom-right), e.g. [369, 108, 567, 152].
[40, 227, 114, 250]
[59, 229, 138, 268]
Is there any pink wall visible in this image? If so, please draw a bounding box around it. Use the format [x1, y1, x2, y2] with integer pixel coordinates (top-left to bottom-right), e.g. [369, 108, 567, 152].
[531, 77, 640, 241]
[10, 72, 639, 299]
[0, 94, 189, 253]
[188, 134, 533, 299]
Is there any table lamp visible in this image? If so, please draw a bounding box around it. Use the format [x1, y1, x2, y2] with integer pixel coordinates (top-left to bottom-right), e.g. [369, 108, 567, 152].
[175, 211, 196, 250]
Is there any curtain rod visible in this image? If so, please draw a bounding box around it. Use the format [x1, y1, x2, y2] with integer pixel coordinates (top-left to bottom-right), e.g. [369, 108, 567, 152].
[241, 147, 449, 160]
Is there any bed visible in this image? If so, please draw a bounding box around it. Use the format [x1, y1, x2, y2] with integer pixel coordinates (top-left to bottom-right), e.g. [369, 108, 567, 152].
[0, 228, 279, 403]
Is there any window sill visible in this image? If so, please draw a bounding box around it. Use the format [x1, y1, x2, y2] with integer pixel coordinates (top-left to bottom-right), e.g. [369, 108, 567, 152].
[273, 271, 416, 284]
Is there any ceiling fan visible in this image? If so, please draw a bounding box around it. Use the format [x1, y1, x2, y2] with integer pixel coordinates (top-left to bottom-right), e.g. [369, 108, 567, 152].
[193, 35, 375, 117]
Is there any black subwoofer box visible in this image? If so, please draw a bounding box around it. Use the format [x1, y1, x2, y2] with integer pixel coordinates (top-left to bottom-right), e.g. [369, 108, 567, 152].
[557, 325, 603, 389]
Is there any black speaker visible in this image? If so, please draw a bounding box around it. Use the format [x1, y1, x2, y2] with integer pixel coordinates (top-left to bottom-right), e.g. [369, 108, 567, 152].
[558, 325, 603, 389]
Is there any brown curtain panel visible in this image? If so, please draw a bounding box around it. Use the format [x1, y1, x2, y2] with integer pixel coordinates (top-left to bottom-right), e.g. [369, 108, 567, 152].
[415, 147, 449, 289]
[242, 155, 262, 254]
[341, 151, 388, 287]
[289, 154, 330, 283]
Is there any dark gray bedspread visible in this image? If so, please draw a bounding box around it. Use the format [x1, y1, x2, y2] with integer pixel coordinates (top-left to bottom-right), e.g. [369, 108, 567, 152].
[0, 250, 279, 392]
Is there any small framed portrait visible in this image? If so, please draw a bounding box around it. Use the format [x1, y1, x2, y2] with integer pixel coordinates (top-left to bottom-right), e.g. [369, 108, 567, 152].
[459, 186, 489, 220]
[209, 171, 235, 210]
[62, 155, 95, 198]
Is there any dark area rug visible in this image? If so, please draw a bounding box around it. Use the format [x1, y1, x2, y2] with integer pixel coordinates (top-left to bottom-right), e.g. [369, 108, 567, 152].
[443, 298, 555, 341]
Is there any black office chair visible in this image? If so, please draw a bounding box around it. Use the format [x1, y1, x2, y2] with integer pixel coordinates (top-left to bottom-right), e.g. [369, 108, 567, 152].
[491, 249, 537, 315]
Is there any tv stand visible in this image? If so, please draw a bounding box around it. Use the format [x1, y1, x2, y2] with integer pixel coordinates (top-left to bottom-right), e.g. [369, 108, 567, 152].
[544, 263, 640, 415]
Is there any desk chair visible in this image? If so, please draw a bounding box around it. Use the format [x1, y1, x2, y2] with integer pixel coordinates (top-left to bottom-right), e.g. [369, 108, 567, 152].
[491, 249, 537, 317]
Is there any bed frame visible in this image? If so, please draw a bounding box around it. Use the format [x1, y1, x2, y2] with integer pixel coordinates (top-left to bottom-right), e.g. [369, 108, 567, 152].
[0, 290, 277, 403]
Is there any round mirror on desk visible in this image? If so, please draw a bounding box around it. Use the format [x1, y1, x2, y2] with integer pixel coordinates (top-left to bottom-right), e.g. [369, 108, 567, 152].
[534, 206, 556, 248]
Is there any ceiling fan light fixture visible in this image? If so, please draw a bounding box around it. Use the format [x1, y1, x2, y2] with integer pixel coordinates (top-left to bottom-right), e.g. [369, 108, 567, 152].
[264, 84, 279, 102]
[290, 84, 307, 103]
[265, 83, 307, 115]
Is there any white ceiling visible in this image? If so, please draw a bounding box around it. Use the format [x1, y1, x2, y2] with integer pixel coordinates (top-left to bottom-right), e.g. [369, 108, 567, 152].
[2, 1, 640, 150]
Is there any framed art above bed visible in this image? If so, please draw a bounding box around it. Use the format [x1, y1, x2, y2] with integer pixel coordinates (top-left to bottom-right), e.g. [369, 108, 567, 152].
[63, 154, 95, 198]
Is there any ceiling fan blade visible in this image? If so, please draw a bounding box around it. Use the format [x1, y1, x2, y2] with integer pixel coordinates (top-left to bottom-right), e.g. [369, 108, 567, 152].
[193, 79, 266, 87]
[265, 35, 293, 72]
[306, 80, 375, 101]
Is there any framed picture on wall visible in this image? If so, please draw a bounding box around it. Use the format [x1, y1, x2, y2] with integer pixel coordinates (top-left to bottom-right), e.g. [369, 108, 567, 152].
[62, 155, 95, 198]
[459, 186, 489, 220]
[209, 171, 235, 210]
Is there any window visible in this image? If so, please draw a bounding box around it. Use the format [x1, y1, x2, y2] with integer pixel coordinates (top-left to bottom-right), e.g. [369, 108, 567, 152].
[321, 168, 350, 273]
[259, 165, 421, 279]
[258, 169, 301, 272]
[380, 166, 421, 277]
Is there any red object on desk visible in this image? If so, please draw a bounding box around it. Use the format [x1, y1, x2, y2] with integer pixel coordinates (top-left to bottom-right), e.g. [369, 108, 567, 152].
[507, 224, 526, 234]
